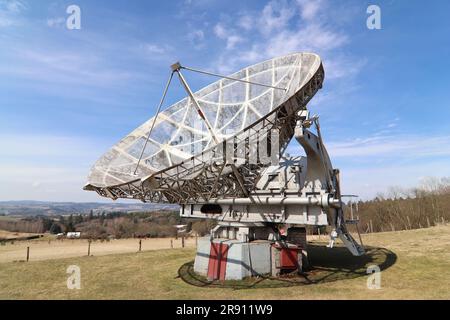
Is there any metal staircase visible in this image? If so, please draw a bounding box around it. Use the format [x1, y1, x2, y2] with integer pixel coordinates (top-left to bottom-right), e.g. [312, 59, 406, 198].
[337, 220, 365, 256]
[330, 172, 365, 256]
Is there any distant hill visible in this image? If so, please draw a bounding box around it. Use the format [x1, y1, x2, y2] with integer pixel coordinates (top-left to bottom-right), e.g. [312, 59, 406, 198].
[0, 201, 178, 216]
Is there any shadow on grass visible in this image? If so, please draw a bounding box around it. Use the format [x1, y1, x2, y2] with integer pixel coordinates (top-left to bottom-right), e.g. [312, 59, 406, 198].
[178, 244, 397, 289]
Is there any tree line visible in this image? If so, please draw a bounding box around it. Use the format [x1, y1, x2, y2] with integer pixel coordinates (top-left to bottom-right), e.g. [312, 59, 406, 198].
[0, 210, 215, 239]
[346, 177, 450, 232]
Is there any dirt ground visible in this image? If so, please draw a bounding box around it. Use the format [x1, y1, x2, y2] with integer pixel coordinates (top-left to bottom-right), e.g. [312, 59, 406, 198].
[0, 237, 196, 263]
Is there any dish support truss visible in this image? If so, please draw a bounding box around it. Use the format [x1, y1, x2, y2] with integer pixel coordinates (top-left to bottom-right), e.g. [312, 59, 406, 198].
[180, 112, 365, 257]
[85, 64, 325, 204]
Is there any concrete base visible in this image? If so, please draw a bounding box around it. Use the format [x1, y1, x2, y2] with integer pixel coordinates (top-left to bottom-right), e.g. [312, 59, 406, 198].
[194, 237, 272, 280]
[271, 242, 303, 277]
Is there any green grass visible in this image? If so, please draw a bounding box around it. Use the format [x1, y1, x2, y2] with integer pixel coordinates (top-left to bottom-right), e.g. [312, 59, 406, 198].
[0, 225, 449, 299]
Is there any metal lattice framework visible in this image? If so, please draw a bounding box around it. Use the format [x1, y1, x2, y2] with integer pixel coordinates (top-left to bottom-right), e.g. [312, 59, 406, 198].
[84, 53, 324, 203]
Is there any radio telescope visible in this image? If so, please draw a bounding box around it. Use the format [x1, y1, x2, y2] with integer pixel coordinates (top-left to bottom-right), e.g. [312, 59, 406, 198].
[84, 52, 364, 280]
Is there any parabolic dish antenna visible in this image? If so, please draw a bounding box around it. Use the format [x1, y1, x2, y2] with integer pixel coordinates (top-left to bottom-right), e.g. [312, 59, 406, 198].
[85, 52, 365, 280]
[84, 53, 324, 203]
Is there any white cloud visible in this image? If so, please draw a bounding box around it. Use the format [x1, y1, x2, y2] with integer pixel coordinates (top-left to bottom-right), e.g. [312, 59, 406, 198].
[0, 164, 101, 202]
[46, 17, 65, 28]
[322, 55, 366, 80]
[138, 42, 176, 61]
[0, 133, 109, 202]
[327, 134, 450, 159]
[0, 0, 27, 27]
[3, 0, 26, 13]
[237, 15, 253, 31]
[0, 21, 169, 105]
[143, 43, 167, 54]
[260, 0, 295, 34]
[213, 23, 244, 50]
[297, 0, 323, 20]
[0, 47, 139, 88]
[265, 23, 348, 57]
[285, 131, 450, 162]
[213, 23, 227, 38]
[0, 133, 106, 158]
[0, 16, 13, 26]
[225, 35, 244, 50]
[32, 181, 42, 188]
[340, 160, 450, 200]
[285, 131, 450, 199]
[187, 29, 205, 49]
[211, 0, 355, 76]
[189, 29, 204, 41]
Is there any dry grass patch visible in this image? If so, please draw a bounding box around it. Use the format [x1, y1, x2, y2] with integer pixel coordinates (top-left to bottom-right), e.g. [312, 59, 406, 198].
[0, 225, 449, 299]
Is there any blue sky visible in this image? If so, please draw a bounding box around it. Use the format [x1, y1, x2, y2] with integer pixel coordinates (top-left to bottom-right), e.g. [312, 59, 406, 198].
[1, 0, 450, 202]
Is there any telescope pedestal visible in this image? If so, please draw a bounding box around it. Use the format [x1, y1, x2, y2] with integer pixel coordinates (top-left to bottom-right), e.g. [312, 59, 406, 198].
[193, 227, 308, 281]
[194, 238, 272, 281]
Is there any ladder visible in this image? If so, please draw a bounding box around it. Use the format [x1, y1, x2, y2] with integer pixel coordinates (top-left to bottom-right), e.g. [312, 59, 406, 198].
[337, 220, 365, 256]
[329, 175, 365, 256]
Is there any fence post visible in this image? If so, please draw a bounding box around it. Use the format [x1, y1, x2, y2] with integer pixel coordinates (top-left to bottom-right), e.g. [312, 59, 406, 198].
[182, 236, 185, 248]
[88, 240, 91, 256]
[170, 239, 173, 249]
[26, 246, 30, 262]
[427, 217, 431, 228]
[406, 216, 411, 230]
[370, 220, 373, 233]
[139, 239, 142, 252]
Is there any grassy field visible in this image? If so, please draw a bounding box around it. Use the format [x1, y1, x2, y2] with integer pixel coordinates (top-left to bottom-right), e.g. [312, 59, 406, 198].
[0, 237, 196, 263]
[0, 225, 449, 299]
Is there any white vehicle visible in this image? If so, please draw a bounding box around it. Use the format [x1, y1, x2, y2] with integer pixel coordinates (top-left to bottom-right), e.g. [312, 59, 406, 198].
[66, 232, 81, 239]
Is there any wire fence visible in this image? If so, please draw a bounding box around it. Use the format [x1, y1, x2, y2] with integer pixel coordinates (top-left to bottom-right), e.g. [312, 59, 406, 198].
[0, 236, 198, 263]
